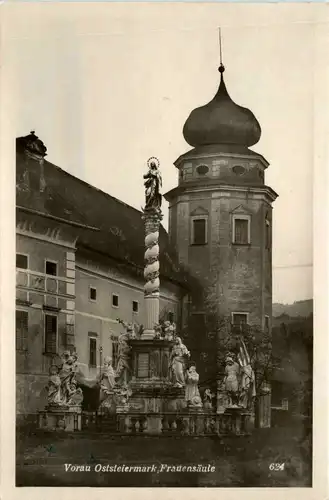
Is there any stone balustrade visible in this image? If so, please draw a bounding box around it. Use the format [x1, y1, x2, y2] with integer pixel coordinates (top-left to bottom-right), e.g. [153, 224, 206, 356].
[107, 410, 253, 436]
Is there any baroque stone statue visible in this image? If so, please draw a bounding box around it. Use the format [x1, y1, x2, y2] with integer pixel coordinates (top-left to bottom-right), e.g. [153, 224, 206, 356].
[47, 365, 64, 406]
[115, 328, 131, 386]
[185, 363, 202, 407]
[203, 388, 215, 410]
[143, 159, 162, 211]
[46, 351, 83, 407]
[100, 356, 115, 394]
[223, 353, 241, 407]
[169, 336, 190, 387]
[219, 339, 256, 410]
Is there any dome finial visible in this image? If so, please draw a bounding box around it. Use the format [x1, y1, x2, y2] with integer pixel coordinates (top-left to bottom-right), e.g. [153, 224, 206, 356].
[218, 27, 225, 74]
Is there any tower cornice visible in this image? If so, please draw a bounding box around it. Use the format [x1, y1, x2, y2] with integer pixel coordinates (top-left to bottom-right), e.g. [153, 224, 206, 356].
[164, 183, 278, 204]
[174, 147, 269, 170]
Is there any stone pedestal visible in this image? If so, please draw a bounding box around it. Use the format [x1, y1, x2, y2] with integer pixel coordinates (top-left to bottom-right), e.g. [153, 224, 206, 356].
[38, 405, 82, 432]
[146, 415, 162, 434]
[124, 337, 186, 435]
[130, 339, 173, 382]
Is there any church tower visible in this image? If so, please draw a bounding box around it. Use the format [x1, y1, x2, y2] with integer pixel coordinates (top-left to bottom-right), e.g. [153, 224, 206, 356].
[165, 60, 278, 334]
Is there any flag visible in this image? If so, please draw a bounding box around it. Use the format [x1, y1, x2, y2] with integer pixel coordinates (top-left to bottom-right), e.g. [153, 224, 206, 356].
[237, 338, 250, 367]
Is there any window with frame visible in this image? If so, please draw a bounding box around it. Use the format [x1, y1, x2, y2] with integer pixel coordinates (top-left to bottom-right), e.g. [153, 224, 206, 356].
[232, 312, 248, 327]
[111, 338, 119, 370]
[112, 294, 119, 307]
[233, 216, 250, 245]
[16, 254, 28, 269]
[89, 287, 97, 301]
[191, 217, 207, 245]
[45, 260, 57, 276]
[44, 314, 58, 354]
[16, 310, 28, 350]
[89, 337, 97, 367]
[132, 300, 139, 313]
[265, 217, 271, 249]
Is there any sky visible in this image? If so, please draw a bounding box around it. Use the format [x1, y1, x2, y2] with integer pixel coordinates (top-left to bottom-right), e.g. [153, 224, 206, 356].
[3, 2, 322, 303]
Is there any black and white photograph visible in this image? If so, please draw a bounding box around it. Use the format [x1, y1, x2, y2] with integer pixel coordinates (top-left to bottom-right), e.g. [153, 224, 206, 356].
[0, 1, 328, 493]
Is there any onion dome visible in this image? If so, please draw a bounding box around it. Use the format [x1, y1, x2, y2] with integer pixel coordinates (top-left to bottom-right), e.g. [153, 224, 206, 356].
[183, 64, 261, 148]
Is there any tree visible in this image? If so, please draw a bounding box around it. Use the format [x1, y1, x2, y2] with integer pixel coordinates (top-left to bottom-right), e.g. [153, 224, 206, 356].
[181, 290, 273, 426]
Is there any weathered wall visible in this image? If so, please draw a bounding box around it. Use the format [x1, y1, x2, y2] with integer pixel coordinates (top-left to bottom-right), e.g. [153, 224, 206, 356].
[16, 225, 186, 416]
[74, 254, 184, 376]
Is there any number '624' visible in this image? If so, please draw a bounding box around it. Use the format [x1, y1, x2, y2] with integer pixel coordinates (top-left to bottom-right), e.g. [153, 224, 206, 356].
[269, 463, 285, 471]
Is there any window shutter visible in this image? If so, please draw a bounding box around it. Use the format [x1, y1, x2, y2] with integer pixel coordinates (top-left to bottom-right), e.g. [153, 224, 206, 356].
[89, 338, 97, 367]
[45, 315, 57, 353]
[16, 310, 28, 350]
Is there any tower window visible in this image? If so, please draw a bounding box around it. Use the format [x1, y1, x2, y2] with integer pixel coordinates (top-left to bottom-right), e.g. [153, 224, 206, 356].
[265, 315, 270, 333]
[89, 287, 97, 301]
[232, 312, 249, 327]
[265, 217, 271, 249]
[232, 165, 246, 176]
[112, 294, 119, 307]
[232, 215, 250, 245]
[132, 300, 139, 313]
[45, 260, 57, 276]
[44, 314, 58, 354]
[16, 254, 28, 269]
[191, 217, 207, 245]
[196, 164, 209, 176]
[89, 337, 97, 367]
[16, 310, 28, 350]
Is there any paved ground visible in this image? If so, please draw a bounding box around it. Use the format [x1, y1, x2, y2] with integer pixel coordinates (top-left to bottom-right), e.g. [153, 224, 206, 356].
[16, 425, 311, 487]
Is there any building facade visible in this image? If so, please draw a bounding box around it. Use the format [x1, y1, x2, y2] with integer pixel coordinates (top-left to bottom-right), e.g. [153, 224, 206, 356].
[165, 64, 278, 426]
[16, 133, 190, 419]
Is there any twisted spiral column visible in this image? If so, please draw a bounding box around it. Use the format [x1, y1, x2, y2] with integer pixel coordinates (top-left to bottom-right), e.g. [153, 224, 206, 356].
[142, 211, 162, 339]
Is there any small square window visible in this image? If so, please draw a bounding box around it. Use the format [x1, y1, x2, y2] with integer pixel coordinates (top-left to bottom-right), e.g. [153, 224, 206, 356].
[16, 254, 28, 269]
[191, 218, 207, 245]
[232, 312, 248, 327]
[89, 287, 97, 301]
[132, 301, 139, 313]
[45, 261, 57, 276]
[112, 294, 119, 307]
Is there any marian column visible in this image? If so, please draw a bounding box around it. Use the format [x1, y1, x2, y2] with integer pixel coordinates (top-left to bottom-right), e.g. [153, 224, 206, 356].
[141, 157, 163, 339]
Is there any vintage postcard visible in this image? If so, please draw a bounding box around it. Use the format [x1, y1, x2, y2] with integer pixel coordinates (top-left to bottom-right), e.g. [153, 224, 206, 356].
[0, 2, 328, 498]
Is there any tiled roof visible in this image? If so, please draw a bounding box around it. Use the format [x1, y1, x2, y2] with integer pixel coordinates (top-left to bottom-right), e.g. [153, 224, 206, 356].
[16, 136, 196, 289]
